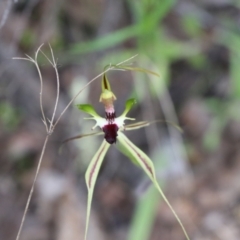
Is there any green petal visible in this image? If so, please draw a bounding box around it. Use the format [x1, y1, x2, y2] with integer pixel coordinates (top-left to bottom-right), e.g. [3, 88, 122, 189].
[121, 98, 137, 117]
[77, 104, 100, 117]
[85, 140, 110, 240]
[117, 132, 190, 240]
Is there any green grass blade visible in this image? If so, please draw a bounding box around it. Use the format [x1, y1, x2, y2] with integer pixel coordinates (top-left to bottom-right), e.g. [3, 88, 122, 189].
[117, 132, 190, 240]
[127, 186, 160, 240]
[85, 140, 110, 240]
[230, 50, 240, 98]
[69, 25, 142, 55]
[220, 31, 240, 99]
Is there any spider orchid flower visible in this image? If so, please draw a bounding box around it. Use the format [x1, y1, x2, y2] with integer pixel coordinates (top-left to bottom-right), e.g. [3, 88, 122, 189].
[65, 70, 190, 240]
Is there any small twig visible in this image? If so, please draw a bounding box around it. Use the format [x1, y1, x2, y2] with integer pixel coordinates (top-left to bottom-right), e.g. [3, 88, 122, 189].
[13, 44, 49, 132]
[34, 44, 48, 132]
[40, 44, 60, 131]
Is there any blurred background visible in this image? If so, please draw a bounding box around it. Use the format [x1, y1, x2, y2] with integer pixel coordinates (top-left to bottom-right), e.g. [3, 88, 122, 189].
[1, 0, 240, 240]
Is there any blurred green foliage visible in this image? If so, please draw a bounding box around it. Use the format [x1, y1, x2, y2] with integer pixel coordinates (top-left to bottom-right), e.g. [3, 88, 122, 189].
[0, 102, 21, 132]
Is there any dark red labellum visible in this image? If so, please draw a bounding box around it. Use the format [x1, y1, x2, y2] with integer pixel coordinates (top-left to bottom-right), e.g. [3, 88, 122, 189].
[102, 124, 119, 144]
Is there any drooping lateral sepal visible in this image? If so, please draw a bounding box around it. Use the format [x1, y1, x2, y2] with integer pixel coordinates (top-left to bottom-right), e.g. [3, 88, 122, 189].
[116, 138, 140, 166]
[117, 132, 190, 240]
[84, 140, 111, 240]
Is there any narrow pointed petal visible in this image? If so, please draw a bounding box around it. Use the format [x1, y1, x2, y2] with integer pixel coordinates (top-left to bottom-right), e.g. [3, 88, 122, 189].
[124, 121, 150, 131]
[85, 140, 110, 240]
[62, 131, 103, 144]
[117, 132, 190, 240]
[104, 64, 160, 77]
[111, 65, 160, 77]
[125, 120, 183, 132]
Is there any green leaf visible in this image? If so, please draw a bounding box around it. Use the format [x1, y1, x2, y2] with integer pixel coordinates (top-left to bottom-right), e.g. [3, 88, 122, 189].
[85, 140, 110, 240]
[69, 25, 142, 55]
[77, 104, 100, 117]
[117, 132, 190, 240]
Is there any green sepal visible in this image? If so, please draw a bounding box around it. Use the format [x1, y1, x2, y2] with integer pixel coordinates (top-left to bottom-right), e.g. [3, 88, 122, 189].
[76, 104, 100, 117]
[117, 132, 190, 240]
